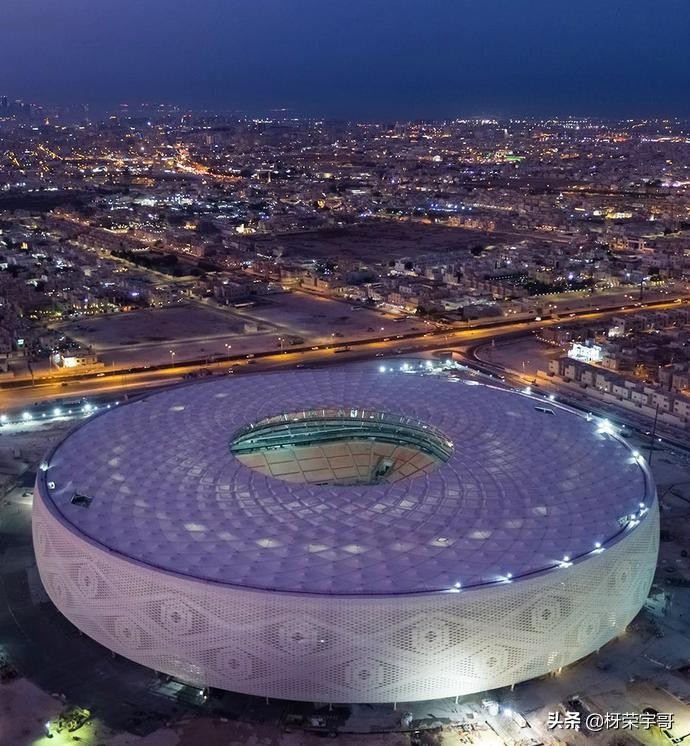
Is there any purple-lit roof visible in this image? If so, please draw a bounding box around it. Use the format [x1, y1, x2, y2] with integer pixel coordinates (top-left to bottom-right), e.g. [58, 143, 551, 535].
[41, 367, 650, 595]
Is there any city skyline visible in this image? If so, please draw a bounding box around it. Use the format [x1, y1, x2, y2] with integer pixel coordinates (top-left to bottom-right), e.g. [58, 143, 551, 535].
[2, 0, 690, 119]
[1, 4, 689, 742]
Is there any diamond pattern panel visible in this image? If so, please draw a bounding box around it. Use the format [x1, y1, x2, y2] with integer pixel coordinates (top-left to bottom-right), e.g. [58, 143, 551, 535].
[33, 488, 658, 703]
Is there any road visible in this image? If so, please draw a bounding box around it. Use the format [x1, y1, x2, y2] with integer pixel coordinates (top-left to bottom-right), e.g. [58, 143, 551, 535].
[1, 297, 687, 413]
[462, 339, 690, 454]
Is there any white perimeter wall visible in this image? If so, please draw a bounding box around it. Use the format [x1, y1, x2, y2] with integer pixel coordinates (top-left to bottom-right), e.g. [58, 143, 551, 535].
[33, 487, 659, 703]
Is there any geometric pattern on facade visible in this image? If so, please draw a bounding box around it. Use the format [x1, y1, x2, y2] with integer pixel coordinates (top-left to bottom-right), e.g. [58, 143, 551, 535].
[32, 370, 660, 702]
[33, 468, 659, 703]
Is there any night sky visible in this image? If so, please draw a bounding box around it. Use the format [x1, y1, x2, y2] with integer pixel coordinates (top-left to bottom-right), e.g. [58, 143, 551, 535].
[2, 0, 690, 119]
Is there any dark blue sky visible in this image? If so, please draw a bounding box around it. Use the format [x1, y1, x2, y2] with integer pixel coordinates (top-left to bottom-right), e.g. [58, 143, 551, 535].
[2, 0, 689, 119]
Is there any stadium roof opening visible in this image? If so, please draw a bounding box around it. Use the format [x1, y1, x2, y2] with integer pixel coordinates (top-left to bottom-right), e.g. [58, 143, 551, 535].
[231, 408, 452, 485]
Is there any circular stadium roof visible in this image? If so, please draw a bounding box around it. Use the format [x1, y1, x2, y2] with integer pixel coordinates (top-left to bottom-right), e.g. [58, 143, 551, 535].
[41, 367, 650, 596]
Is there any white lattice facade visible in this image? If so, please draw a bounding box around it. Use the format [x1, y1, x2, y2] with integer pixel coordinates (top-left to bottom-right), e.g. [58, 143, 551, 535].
[33, 487, 658, 703]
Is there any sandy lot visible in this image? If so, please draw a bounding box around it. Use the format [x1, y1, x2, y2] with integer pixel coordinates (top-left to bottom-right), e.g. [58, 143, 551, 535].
[51, 293, 424, 367]
[244, 221, 498, 264]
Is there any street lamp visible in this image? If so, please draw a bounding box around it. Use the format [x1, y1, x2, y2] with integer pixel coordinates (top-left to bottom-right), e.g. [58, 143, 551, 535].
[169, 349, 176, 367]
[225, 343, 232, 361]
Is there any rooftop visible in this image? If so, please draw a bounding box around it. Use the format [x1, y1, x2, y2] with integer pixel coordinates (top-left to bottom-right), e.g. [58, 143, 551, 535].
[38, 367, 651, 595]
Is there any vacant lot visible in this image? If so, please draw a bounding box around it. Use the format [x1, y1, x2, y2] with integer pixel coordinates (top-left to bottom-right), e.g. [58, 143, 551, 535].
[56, 304, 252, 350]
[245, 220, 497, 264]
[51, 293, 423, 366]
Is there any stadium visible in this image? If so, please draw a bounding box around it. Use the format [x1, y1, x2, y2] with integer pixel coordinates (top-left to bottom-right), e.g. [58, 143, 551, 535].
[33, 366, 659, 703]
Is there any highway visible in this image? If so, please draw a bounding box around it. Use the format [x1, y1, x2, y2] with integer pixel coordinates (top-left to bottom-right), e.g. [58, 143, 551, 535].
[0, 296, 687, 414]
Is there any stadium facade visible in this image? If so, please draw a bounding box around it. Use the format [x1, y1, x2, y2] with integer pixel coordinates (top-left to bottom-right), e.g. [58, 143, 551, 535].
[33, 368, 659, 703]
